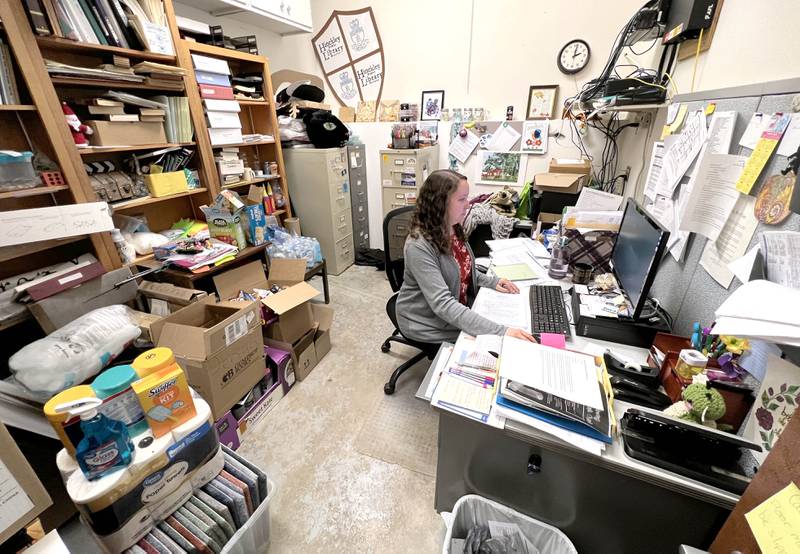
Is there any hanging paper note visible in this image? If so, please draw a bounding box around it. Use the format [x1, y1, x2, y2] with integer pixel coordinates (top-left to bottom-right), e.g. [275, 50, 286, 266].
[736, 113, 793, 194]
[744, 482, 800, 554]
[660, 104, 688, 140]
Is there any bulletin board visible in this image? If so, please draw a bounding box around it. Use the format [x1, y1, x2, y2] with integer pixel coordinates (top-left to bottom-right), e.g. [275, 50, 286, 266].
[644, 78, 800, 337]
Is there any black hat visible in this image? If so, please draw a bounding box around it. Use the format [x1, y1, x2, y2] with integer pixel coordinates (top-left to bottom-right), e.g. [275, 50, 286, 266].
[275, 80, 325, 104]
[303, 110, 350, 148]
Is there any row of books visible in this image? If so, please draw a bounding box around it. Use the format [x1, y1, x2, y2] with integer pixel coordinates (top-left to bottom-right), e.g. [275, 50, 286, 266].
[25, 0, 173, 54]
[0, 39, 21, 105]
[76, 93, 191, 144]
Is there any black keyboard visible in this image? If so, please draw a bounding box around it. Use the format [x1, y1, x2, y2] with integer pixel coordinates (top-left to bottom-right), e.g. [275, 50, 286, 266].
[529, 285, 570, 336]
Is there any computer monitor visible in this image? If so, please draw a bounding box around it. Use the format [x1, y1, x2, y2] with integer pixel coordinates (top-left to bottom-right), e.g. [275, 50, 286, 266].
[610, 199, 670, 320]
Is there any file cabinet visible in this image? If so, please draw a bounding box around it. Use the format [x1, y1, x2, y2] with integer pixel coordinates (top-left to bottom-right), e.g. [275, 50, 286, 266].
[283, 148, 354, 275]
[347, 144, 370, 251]
[380, 145, 440, 218]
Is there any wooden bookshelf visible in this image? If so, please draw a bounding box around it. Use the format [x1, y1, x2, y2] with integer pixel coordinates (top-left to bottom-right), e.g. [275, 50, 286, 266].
[111, 188, 208, 210]
[0, 185, 70, 199]
[35, 36, 177, 63]
[50, 77, 185, 92]
[212, 139, 276, 149]
[0, 235, 89, 264]
[238, 100, 269, 106]
[78, 142, 196, 155]
[221, 175, 281, 189]
[0, 104, 36, 111]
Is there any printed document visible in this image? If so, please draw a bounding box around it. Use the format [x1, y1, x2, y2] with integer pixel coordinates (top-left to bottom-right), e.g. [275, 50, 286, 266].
[472, 287, 531, 332]
[699, 195, 759, 288]
[574, 187, 623, 211]
[777, 112, 800, 157]
[678, 153, 747, 241]
[486, 122, 521, 151]
[643, 142, 664, 200]
[499, 338, 603, 409]
[706, 111, 736, 155]
[655, 110, 707, 196]
[761, 231, 800, 289]
[448, 129, 479, 163]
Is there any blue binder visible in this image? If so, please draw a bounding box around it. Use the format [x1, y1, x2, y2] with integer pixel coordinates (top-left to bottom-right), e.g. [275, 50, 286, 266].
[195, 70, 232, 87]
[496, 393, 613, 444]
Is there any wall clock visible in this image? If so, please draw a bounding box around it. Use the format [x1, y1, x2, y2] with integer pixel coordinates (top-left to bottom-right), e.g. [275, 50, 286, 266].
[558, 39, 590, 75]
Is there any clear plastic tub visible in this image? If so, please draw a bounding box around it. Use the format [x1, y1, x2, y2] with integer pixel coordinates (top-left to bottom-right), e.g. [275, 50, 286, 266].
[221, 477, 275, 554]
[0, 151, 37, 191]
[441, 495, 577, 554]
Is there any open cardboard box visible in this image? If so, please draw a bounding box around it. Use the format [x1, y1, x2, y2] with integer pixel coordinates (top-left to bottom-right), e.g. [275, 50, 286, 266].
[214, 259, 319, 345]
[150, 297, 265, 420]
[138, 281, 208, 315]
[263, 303, 334, 382]
[534, 158, 592, 195]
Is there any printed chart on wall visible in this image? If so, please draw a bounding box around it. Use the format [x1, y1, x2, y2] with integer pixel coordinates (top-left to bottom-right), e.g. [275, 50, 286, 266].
[312, 8, 384, 108]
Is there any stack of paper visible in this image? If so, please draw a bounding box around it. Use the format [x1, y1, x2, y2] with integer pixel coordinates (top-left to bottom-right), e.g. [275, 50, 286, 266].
[713, 280, 800, 346]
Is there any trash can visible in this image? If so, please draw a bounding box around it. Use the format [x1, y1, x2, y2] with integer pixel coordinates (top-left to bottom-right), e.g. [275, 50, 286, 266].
[441, 495, 577, 554]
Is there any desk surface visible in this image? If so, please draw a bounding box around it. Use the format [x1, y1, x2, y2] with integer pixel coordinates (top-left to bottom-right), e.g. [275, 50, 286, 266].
[416, 332, 740, 510]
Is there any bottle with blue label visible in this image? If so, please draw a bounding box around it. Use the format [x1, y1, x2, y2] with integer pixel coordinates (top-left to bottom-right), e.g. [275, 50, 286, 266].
[54, 398, 134, 481]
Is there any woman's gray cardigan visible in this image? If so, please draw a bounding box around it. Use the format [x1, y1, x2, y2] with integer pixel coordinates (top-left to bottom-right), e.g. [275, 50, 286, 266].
[396, 235, 506, 343]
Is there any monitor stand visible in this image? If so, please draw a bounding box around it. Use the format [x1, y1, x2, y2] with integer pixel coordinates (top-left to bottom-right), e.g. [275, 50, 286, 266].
[571, 292, 672, 348]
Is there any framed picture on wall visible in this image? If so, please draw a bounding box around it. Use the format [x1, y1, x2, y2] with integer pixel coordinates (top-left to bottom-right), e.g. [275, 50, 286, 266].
[421, 90, 445, 120]
[526, 85, 558, 119]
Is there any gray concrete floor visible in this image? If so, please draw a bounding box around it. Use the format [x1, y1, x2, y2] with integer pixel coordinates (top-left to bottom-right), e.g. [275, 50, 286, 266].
[237, 264, 446, 553]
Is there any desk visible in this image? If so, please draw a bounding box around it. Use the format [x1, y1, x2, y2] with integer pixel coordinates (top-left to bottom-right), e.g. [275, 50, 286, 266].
[417, 334, 736, 553]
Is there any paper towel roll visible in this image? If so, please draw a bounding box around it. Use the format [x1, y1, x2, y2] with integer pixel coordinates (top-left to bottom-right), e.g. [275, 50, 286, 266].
[170, 398, 212, 442]
[56, 449, 80, 482]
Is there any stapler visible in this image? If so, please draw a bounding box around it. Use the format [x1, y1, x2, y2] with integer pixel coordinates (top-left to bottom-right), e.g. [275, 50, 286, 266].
[610, 374, 671, 409]
[604, 351, 661, 388]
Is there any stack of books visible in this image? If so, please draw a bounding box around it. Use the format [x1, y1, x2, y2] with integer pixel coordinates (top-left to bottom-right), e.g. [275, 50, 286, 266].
[132, 61, 186, 91]
[25, 0, 174, 55]
[0, 38, 21, 105]
[191, 53, 243, 146]
[82, 97, 138, 122]
[45, 59, 145, 84]
[215, 147, 244, 186]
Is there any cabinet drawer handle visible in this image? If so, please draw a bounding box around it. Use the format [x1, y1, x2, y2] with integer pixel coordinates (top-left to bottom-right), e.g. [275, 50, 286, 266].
[527, 454, 542, 475]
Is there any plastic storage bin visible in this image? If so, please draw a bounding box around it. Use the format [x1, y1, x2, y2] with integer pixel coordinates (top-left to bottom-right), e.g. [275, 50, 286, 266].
[0, 151, 37, 191]
[221, 477, 275, 554]
[441, 495, 577, 554]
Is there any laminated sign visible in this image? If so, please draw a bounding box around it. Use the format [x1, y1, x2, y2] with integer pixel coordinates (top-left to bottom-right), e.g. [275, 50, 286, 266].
[312, 8, 384, 108]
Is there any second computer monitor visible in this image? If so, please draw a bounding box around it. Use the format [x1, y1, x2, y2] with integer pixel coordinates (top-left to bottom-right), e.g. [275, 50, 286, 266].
[611, 198, 670, 320]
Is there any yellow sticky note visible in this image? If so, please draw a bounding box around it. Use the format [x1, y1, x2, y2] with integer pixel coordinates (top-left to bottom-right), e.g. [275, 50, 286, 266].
[661, 104, 689, 139]
[705, 103, 716, 116]
[736, 138, 779, 194]
[745, 482, 800, 554]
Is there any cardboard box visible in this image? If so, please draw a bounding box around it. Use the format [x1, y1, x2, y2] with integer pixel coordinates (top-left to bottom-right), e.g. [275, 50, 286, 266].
[264, 326, 318, 382]
[311, 304, 334, 361]
[128, 309, 162, 342]
[151, 297, 265, 420]
[213, 259, 319, 345]
[534, 158, 592, 195]
[214, 411, 241, 450]
[28, 267, 138, 333]
[88, 121, 167, 146]
[139, 281, 208, 314]
[0, 422, 52, 544]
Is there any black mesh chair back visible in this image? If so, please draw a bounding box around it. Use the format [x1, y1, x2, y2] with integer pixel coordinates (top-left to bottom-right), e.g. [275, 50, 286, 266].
[382, 206, 416, 292]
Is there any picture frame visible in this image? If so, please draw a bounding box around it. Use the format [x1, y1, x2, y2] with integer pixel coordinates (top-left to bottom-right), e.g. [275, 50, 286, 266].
[526, 85, 559, 120]
[420, 90, 445, 121]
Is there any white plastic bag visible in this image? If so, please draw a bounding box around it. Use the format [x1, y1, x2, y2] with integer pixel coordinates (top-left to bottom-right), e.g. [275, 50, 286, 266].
[9, 305, 140, 395]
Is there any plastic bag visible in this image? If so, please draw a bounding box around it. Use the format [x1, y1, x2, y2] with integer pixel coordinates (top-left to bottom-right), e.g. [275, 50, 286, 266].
[267, 228, 322, 268]
[515, 182, 532, 219]
[9, 305, 140, 396]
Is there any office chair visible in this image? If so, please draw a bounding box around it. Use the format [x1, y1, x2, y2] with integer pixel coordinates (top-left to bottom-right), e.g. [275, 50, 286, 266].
[380, 206, 440, 395]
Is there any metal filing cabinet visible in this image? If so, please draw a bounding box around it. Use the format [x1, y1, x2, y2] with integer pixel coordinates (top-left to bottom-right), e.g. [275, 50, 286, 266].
[282, 148, 354, 275]
[347, 144, 370, 252]
[380, 145, 440, 218]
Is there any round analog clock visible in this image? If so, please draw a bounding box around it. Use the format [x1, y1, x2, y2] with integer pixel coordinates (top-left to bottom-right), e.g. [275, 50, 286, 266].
[558, 39, 591, 75]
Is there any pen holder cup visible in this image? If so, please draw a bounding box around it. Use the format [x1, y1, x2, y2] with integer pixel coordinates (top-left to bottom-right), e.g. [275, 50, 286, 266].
[144, 171, 189, 198]
[571, 262, 593, 285]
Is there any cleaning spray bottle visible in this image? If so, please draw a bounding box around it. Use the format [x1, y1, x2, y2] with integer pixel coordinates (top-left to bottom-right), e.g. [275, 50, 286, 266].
[55, 398, 134, 481]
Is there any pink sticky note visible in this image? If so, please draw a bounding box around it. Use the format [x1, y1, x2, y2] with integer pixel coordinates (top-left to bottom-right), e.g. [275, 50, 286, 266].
[540, 333, 566, 349]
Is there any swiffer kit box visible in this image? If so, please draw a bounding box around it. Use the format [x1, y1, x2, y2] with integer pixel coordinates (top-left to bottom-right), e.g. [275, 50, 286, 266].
[151, 297, 265, 419]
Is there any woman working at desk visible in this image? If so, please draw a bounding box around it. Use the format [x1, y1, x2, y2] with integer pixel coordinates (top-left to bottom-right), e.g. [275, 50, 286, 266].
[396, 169, 536, 344]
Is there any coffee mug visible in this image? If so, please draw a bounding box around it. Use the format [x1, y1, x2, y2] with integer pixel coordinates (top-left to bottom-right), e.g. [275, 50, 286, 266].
[572, 262, 593, 285]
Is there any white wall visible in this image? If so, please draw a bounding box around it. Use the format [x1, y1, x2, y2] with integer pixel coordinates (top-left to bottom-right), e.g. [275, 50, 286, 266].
[176, 0, 800, 247]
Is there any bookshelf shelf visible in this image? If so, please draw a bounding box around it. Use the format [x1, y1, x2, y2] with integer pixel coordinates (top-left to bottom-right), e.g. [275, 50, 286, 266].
[36, 36, 177, 63]
[238, 100, 269, 106]
[0, 185, 70, 199]
[111, 187, 208, 210]
[78, 142, 196, 155]
[0, 104, 36, 111]
[50, 77, 185, 91]
[0, 235, 89, 264]
[221, 175, 281, 189]
[212, 139, 275, 148]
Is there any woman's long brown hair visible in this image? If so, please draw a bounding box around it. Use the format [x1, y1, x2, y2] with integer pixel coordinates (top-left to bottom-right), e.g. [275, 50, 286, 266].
[409, 169, 468, 254]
